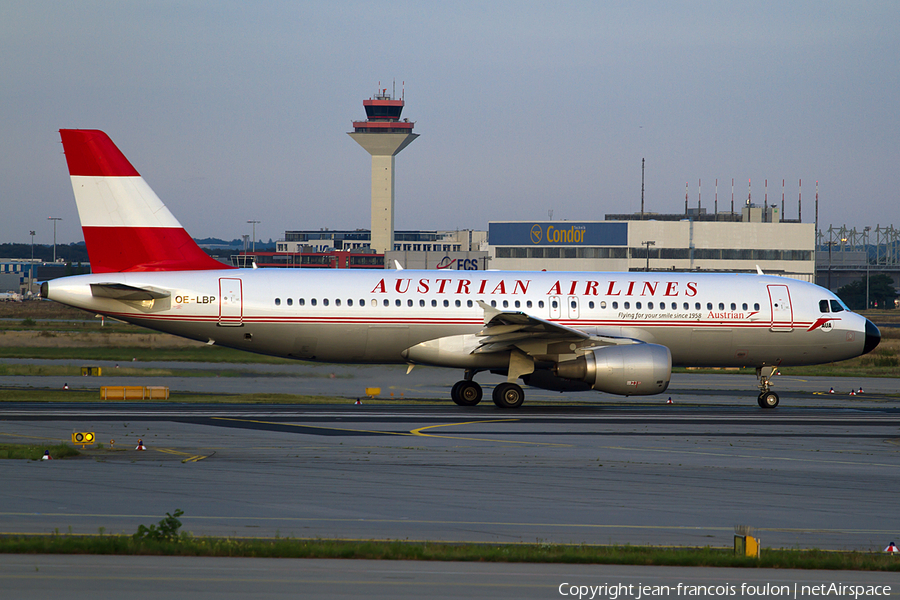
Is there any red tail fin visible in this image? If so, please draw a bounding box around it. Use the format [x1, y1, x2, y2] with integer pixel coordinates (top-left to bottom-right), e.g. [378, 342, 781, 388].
[59, 129, 233, 273]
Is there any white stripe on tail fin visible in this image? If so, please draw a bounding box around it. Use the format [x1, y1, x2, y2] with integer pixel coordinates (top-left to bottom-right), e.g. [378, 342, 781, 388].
[59, 129, 233, 273]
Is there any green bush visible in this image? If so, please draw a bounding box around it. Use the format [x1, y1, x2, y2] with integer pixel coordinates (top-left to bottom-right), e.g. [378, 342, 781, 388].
[133, 510, 185, 543]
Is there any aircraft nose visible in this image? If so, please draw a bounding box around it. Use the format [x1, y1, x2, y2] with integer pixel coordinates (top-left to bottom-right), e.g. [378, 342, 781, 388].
[863, 318, 881, 355]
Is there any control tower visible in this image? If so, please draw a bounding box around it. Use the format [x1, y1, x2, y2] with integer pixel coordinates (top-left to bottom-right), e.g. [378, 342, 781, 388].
[348, 86, 418, 254]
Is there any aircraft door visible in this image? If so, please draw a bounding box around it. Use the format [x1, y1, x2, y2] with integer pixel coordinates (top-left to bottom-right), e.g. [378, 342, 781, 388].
[218, 277, 243, 326]
[567, 296, 580, 320]
[549, 296, 561, 320]
[767, 284, 793, 331]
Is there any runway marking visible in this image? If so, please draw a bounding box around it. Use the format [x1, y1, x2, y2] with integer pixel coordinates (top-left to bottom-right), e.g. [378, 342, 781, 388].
[596, 445, 900, 468]
[211, 416, 417, 437]
[1, 513, 895, 536]
[154, 447, 210, 462]
[410, 419, 571, 447]
[0, 431, 66, 442]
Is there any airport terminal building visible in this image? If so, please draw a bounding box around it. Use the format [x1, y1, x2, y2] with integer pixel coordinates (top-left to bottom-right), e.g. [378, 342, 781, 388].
[488, 209, 816, 281]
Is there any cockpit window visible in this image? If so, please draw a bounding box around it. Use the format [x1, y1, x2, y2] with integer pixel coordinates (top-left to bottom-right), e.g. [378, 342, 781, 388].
[819, 299, 830, 313]
[830, 299, 845, 313]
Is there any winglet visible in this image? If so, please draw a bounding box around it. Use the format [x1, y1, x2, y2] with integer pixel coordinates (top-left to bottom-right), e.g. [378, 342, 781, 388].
[477, 300, 500, 325]
[756, 265, 765, 275]
[393, 260, 404, 270]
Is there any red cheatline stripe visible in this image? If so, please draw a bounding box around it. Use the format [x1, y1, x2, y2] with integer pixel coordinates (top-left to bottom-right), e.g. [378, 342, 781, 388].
[60, 130, 140, 177]
[101, 312, 808, 329]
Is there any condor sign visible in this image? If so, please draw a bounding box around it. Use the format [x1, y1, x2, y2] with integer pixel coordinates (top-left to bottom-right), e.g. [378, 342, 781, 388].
[489, 222, 628, 246]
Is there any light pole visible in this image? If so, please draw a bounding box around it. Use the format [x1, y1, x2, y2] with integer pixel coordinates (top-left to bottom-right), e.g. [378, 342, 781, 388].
[29, 230, 35, 297]
[826, 240, 836, 290]
[864, 226, 871, 310]
[642, 240, 656, 272]
[247, 220, 260, 253]
[48, 217, 62, 262]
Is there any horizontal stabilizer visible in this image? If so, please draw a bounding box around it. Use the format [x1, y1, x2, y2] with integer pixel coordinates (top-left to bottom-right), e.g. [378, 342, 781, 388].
[90, 283, 171, 301]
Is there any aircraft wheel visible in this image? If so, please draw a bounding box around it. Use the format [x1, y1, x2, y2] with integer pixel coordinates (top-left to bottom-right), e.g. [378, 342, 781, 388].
[492, 382, 525, 409]
[758, 391, 779, 409]
[452, 380, 482, 406]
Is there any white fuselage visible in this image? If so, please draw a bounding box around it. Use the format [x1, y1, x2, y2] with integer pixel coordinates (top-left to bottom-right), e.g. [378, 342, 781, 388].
[47, 268, 870, 368]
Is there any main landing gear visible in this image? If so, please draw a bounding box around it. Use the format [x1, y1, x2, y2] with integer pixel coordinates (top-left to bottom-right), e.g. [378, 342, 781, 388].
[450, 379, 482, 406]
[756, 366, 779, 409]
[450, 371, 525, 409]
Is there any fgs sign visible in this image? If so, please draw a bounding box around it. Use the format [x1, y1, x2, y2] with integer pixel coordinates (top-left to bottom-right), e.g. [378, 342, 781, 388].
[436, 256, 479, 270]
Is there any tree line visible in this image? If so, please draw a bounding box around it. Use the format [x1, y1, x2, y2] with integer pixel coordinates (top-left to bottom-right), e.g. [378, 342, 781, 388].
[837, 274, 898, 310]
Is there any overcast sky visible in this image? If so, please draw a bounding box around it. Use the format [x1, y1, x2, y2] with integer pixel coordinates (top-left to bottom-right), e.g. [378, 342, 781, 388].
[2, 1, 898, 245]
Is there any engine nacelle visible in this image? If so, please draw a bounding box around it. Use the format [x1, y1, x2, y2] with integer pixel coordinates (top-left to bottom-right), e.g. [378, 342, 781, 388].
[554, 343, 671, 396]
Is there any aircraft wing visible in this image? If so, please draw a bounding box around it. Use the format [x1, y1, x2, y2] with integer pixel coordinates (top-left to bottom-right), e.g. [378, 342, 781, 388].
[473, 300, 635, 356]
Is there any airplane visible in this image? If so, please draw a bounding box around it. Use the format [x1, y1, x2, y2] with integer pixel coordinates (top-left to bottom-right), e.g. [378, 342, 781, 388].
[44, 129, 881, 409]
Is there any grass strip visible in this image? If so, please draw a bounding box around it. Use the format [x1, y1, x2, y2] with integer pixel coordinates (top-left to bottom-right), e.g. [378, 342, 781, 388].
[0, 346, 297, 363]
[0, 535, 897, 570]
[0, 443, 80, 460]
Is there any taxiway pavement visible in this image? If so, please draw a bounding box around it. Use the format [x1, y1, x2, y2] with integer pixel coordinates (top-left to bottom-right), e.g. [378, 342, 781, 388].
[2, 390, 898, 551]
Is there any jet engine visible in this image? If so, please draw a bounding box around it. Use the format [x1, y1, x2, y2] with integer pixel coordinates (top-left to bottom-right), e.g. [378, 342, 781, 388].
[551, 343, 671, 396]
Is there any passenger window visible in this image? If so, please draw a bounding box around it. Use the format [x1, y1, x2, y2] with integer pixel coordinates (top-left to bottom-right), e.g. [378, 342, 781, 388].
[359, 299, 365, 307]
[730, 303, 736, 310]
[624, 302, 630, 309]
[323, 299, 329, 306]
[552, 300, 558, 308]
[571, 300, 577, 309]
[275, 298, 281, 306]
[395, 299, 401, 307]
[299, 298, 305, 306]
[830, 299, 844, 313]
[419, 299, 425, 307]
[503, 300, 509, 308]
[514, 300, 520, 308]
[600, 301, 607, 309]
[311, 299, 317, 306]
[408, 299, 413, 307]
[538, 300, 545, 308]
[742, 303, 748, 310]
[683, 302, 689, 310]
[431, 299, 437, 307]
[695, 303, 701, 310]
[383, 299, 389, 307]
[526, 300, 533, 308]
[612, 301, 618, 309]
[490, 300, 496, 307]
[348, 299, 353, 307]
[718, 303, 725, 310]
[754, 303, 760, 310]
[707, 303, 713, 310]
[636, 302, 642, 309]
[819, 299, 830, 313]
[335, 299, 341, 307]
[648, 302, 654, 310]
[467, 300, 473, 308]
[589, 301, 595, 309]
